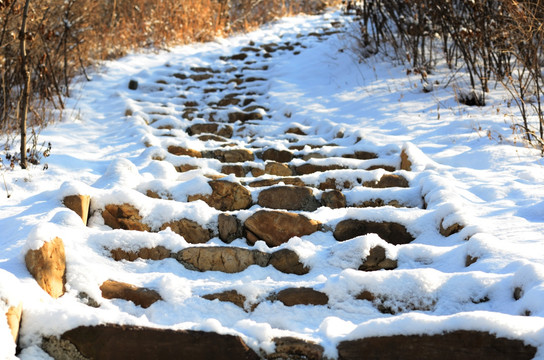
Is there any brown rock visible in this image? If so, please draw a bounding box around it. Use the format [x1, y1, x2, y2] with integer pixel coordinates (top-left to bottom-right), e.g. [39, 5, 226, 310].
[267, 337, 324, 360]
[190, 73, 213, 81]
[100, 280, 162, 308]
[63, 195, 91, 225]
[286, 127, 307, 135]
[102, 204, 150, 232]
[198, 134, 227, 142]
[261, 149, 294, 163]
[222, 165, 246, 177]
[258, 186, 320, 211]
[188, 124, 233, 138]
[218, 214, 243, 243]
[251, 167, 266, 177]
[265, 162, 293, 176]
[318, 178, 352, 190]
[355, 290, 376, 302]
[167, 146, 202, 158]
[273, 288, 328, 306]
[211, 149, 254, 163]
[295, 164, 344, 175]
[269, 249, 309, 275]
[249, 178, 305, 188]
[400, 148, 412, 171]
[440, 219, 464, 237]
[53, 324, 260, 360]
[358, 246, 397, 271]
[364, 174, 409, 188]
[244, 210, 321, 247]
[25, 237, 66, 298]
[160, 219, 211, 244]
[465, 255, 478, 267]
[228, 111, 263, 123]
[366, 164, 397, 172]
[188, 180, 252, 211]
[337, 331, 537, 360]
[333, 219, 414, 244]
[342, 151, 378, 160]
[176, 247, 270, 273]
[321, 190, 346, 208]
[203, 290, 246, 309]
[176, 164, 199, 172]
[6, 302, 22, 343]
[110, 246, 171, 262]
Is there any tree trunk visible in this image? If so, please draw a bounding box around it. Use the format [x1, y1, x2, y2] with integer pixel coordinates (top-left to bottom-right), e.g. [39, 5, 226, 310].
[19, 0, 31, 169]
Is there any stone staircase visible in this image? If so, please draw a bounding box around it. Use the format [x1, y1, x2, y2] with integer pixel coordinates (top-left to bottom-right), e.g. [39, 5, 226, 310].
[13, 14, 538, 360]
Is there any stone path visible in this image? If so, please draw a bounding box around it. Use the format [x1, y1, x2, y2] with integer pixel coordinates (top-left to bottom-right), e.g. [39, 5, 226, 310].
[17, 13, 538, 360]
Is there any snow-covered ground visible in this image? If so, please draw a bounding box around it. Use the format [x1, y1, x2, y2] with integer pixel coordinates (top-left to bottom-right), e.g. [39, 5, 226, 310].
[1, 8, 544, 359]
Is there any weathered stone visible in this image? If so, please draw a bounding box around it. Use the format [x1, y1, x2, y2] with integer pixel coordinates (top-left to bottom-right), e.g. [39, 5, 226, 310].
[188, 180, 252, 211]
[321, 190, 346, 208]
[100, 280, 162, 308]
[286, 127, 306, 135]
[355, 290, 376, 302]
[295, 164, 344, 175]
[160, 219, 211, 244]
[244, 210, 321, 247]
[211, 149, 254, 163]
[222, 165, 246, 177]
[63, 195, 91, 225]
[188, 123, 233, 138]
[198, 134, 227, 142]
[218, 213, 244, 243]
[261, 149, 294, 163]
[145, 190, 161, 199]
[355, 198, 404, 208]
[302, 152, 326, 161]
[337, 331, 537, 360]
[363, 174, 409, 188]
[269, 249, 309, 275]
[176, 247, 270, 273]
[358, 246, 398, 271]
[190, 73, 213, 81]
[265, 162, 293, 176]
[400, 148, 412, 171]
[267, 337, 324, 360]
[167, 145, 202, 158]
[202, 290, 246, 309]
[273, 288, 328, 306]
[102, 204, 150, 232]
[228, 111, 263, 123]
[176, 164, 199, 172]
[251, 167, 266, 177]
[258, 186, 320, 211]
[249, 177, 305, 188]
[440, 219, 464, 237]
[334, 219, 414, 244]
[52, 324, 260, 360]
[318, 178, 352, 190]
[25, 237, 66, 298]
[342, 151, 378, 160]
[6, 302, 22, 343]
[110, 246, 171, 261]
[465, 255, 478, 267]
[514, 286, 523, 301]
[128, 79, 138, 90]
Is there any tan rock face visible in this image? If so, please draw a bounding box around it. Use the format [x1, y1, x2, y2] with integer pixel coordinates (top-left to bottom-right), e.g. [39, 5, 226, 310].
[221, 165, 246, 177]
[363, 174, 409, 188]
[321, 190, 346, 209]
[244, 210, 321, 247]
[6, 302, 23, 343]
[333, 219, 414, 245]
[264, 162, 293, 176]
[268, 337, 324, 360]
[102, 204, 150, 232]
[202, 290, 247, 309]
[52, 324, 260, 360]
[400, 148, 412, 171]
[295, 164, 344, 175]
[268, 249, 309, 275]
[167, 145, 202, 158]
[261, 149, 293, 163]
[258, 186, 320, 211]
[218, 213, 243, 243]
[160, 219, 211, 244]
[273, 287, 329, 306]
[211, 149, 254, 163]
[188, 123, 233, 138]
[359, 246, 398, 271]
[100, 280, 162, 308]
[249, 177, 305, 188]
[25, 237, 66, 298]
[337, 331, 537, 360]
[440, 219, 464, 237]
[110, 246, 171, 261]
[175, 247, 270, 273]
[63, 195, 91, 225]
[188, 180, 252, 211]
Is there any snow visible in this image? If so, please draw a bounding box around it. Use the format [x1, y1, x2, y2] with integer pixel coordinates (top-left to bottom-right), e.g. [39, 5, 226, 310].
[1, 7, 544, 359]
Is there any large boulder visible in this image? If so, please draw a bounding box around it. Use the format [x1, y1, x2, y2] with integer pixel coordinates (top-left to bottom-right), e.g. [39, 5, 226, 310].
[175, 247, 270, 273]
[45, 324, 260, 360]
[333, 219, 414, 244]
[258, 186, 320, 211]
[244, 210, 321, 247]
[102, 204, 150, 232]
[100, 280, 162, 308]
[63, 195, 91, 225]
[25, 236, 66, 298]
[337, 331, 537, 360]
[160, 219, 211, 244]
[188, 180, 252, 211]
